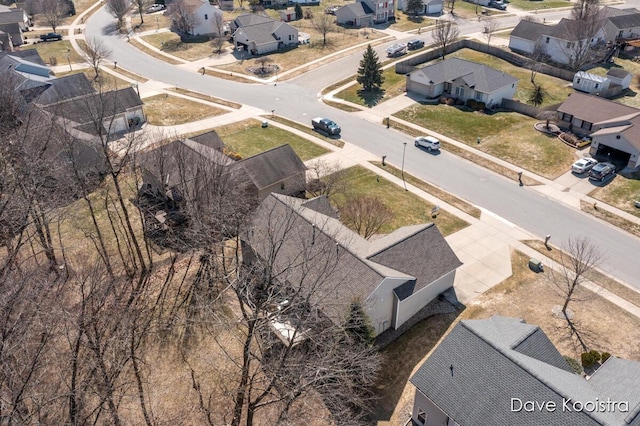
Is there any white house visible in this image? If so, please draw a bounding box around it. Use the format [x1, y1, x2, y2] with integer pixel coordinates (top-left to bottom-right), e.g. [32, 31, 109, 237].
[397, 0, 443, 15]
[509, 18, 606, 67]
[231, 14, 298, 55]
[360, 0, 395, 23]
[607, 68, 632, 89]
[406, 57, 518, 107]
[573, 71, 610, 93]
[601, 6, 640, 42]
[335, 2, 374, 27]
[242, 194, 462, 337]
[167, 0, 224, 37]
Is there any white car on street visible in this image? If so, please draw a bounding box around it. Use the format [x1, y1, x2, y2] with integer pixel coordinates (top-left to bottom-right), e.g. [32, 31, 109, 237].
[414, 136, 441, 152]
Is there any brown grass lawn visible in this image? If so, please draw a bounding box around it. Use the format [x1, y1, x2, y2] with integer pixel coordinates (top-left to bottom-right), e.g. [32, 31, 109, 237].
[395, 104, 576, 179]
[331, 166, 469, 236]
[376, 248, 640, 424]
[335, 68, 408, 107]
[19, 39, 85, 65]
[130, 13, 173, 33]
[589, 174, 640, 219]
[31, 0, 100, 27]
[52, 69, 136, 91]
[143, 94, 228, 125]
[141, 31, 234, 62]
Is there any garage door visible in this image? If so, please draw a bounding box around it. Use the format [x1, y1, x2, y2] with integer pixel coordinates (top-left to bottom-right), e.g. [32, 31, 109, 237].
[595, 144, 631, 170]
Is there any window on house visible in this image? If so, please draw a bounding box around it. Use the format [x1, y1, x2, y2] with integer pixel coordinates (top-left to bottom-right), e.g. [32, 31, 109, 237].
[417, 409, 428, 425]
[619, 30, 623, 37]
[546, 37, 550, 43]
[566, 41, 571, 48]
[204, 14, 208, 19]
[281, 183, 285, 190]
[577, 78, 581, 84]
[595, 83, 599, 88]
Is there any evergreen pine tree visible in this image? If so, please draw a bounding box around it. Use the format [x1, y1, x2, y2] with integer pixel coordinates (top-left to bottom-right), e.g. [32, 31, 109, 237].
[356, 44, 385, 92]
[344, 301, 376, 346]
[294, 2, 303, 20]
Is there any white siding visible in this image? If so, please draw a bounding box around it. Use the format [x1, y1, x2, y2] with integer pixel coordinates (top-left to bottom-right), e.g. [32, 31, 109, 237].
[591, 134, 640, 168]
[509, 36, 535, 54]
[394, 270, 456, 328]
[365, 277, 410, 336]
[412, 390, 450, 426]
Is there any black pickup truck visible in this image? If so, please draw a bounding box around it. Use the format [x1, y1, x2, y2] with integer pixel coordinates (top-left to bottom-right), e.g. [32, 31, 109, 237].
[40, 32, 63, 41]
[312, 117, 341, 136]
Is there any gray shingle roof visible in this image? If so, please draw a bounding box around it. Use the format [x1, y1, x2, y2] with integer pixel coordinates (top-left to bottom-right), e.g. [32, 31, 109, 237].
[607, 68, 631, 79]
[337, 2, 371, 19]
[511, 18, 596, 43]
[244, 194, 460, 324]
[602, 6, 640, 18]
[510, 19, 548, 42]
[607, 13, 640, 30]
[410, 316, 640, 426]
[411, 58, 518, 94]
[557, 91, 638, 124]
[0, 8, 25, 25]
[232, 13, 295, 45]
[230, 144, 307, 191]
[190, 129, 224, 150]
[33, 73, 95, 106]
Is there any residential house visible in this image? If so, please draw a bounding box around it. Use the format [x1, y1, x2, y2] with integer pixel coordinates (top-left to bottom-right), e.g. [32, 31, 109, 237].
[572, 71, 610, 94]
[335, 2, 374, 27]
[231, 13, 298, 55]
[42, 87, 145, 137]
[410, 316, 640, 426]
[397, 0, 443, 15]
[242, 193, 462, 337]
[557, 92, 640, 168]
[0, 5, 30, 47]
[509, 18, 606, 67]
[406, 57, 518, 107]
[607, 68, 632, 89]
[279, 8, 296, 22]
[0, 51, 51, 82]
[360, 0, 395, 23]
[602, 6, 640, 42]
[166, 0, 223, 37]
[139, 131, 307, 202]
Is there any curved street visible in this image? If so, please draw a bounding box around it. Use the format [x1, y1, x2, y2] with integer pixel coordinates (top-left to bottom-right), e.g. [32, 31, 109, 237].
[84, 5, 640, 289]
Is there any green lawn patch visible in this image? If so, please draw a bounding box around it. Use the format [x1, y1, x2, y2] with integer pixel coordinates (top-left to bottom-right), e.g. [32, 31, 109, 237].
[447, 48, 572, 107]
[508, 0, 571, 11]
[395, 104, 575, 179]
[215, 120, 329, 161]
[331, 166, 469, 236]
[335, 68, 407, 107]
[143, 94, 228, 125]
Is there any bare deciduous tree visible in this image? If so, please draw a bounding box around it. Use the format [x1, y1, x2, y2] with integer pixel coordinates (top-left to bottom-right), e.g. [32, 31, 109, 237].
[433, 19, 460, 59]
[106, 0, 131, 31]
[255, 56, 273, 74]
[84, 37, 113, 82]
[305, 159, 349, 200]
[312, 12, 335, 46]
[560, 0, 606, 71]
[340, 195, 394, 239]
[210, 13, 226, 54]
[537, 110, 558, 130]
[131, 0, 149, 25]
[482, 17, 499, 45]
[168, 0, 201, 36]
[549, 237, 604, 351]
[39, 0, 69, 32]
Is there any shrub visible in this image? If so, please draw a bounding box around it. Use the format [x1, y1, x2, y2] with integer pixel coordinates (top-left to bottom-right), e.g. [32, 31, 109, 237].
[439, 96, 447, 104]
[49, 56, 58, 65]
[601, 352, 612, 363]
[304, 8, 313, 19]
[581, 350, 601, 369]
[467, 99, 478, 109]
[477, 101, 486, 110]
[564, 356, 583, 375]
[446, 98, 455, 106]
[455, 98, 465, 106]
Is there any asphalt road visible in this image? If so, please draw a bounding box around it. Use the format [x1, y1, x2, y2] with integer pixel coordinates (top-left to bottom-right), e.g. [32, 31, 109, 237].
[87, 7, 640, 288]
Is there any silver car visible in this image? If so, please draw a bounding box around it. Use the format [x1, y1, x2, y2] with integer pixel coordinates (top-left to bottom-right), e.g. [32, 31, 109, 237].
[571, 157, 598, 174]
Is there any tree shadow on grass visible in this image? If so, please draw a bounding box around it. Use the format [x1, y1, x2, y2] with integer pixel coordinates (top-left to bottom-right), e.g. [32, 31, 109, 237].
[358, 89, 385, 107]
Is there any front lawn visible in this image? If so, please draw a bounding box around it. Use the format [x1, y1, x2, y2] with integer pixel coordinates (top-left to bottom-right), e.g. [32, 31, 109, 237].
[395, 104, 575, 179]
[143, 94, 228, 125]
[331, 166, 469, 236]
[140, 32, 231, 62]
[336, 68, 407, 107]
[589, 175, 640, 219]
[447, 48, 573, 107]
[508, 0, 573, 11]
[214, 119, 329, 161]
[19, 39, 85, 65]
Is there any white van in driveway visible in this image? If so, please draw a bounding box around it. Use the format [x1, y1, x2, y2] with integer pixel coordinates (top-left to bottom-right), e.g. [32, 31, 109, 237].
[414, 136, 440, 151]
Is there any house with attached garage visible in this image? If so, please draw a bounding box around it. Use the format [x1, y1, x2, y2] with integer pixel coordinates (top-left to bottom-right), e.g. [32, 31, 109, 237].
[397, 0, 443, 15]
[0, 4, 30, 49]
[406, 57, 518, 107]
[601, 6, 640, 42]
[509, 18, 606, 67]
[556, 92, 640, 169]
[410, 316, 640, 426]
[241, 193, 462, 338]
[335, 2, 374, 27]
[230, 14, 298, 55]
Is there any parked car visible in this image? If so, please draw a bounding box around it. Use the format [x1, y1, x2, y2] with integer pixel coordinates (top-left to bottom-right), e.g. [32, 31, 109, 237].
[146, 3, 166, 13]
[407, 39, 425, 50]
[312, 117, 341, 136]
[571, 157, 598, 174]
[488, 1, 506, 9]
[386, 43, 407, 57]
[414, 136, 440, 152]
[325, 5, 340, 14]
[39, 32, 62, 41]
[588, 162, 616, 182]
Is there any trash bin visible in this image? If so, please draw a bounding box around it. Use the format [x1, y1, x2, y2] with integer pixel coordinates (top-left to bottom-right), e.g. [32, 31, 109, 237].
[528, 258, 543, 273]
[261, 121, 268, 128]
